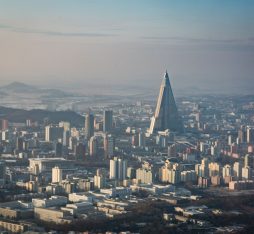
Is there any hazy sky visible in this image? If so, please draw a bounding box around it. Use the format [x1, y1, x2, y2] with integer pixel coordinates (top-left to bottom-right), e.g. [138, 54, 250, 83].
[0, 0, 253, 94]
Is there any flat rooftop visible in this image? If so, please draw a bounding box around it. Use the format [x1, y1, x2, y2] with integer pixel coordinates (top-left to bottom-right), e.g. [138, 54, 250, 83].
[29, 158, 69, 161]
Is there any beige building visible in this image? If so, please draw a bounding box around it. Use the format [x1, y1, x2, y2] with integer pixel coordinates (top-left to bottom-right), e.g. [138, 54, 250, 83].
[242, 166, 252, 180]
[0, 201, 33, 220]
[25, 181, 38, 192]
[34, 207, 72, 224]
[29, 158, 74, 173]
[211, 175, 221, 186]
[222, 164, 232, 178]
[89, 136, 98, 156]
[160, 160, 180, 184]
[0, 220, 28, 233]
[136, 162, 154, 184]
[52, 166, 62, 183]
[100, 187, 131, 198]
[247, 126, 254, 144]
[233, 162, 242, 180]
[229, 180, 254, 190]
[32, 195, 67, 208]
[209, 162, 221, 177]
[94, 169, 106, 189]
[59, 121, 71, 132]
[68, 192, 94, 203]
[104, 134, 114, 158]
[61, 202, 94, 215]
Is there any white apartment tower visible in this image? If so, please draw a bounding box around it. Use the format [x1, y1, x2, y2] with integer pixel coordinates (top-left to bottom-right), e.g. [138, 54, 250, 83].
[109, 157, 127, 181]
[52, 166, 62, 183]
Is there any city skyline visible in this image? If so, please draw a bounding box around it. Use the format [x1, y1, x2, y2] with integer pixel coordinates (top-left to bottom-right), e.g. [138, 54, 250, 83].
[0, 0, 253, 94]
[1, 2, 254, 233]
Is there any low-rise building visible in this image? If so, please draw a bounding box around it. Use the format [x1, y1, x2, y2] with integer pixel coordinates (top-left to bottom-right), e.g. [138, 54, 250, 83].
[175, 205, 208, 218]
[130, 184, 174, 195]
[34, 207, 72, 224]
[32, 195, 67, 208]
[68, 192, 105, 203]
[96, 199, 131, 218]
[0, 201, 33, 219]
[0, 220, 28, 233]
[229, 180, 254, 190]
[29, 158, 74, 173]
[100, 187, 131, 198]
[61, 202, 94, 215]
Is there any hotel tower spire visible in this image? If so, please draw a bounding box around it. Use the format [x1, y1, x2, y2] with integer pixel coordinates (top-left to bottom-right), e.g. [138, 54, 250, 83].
[149, 71, 183, 134]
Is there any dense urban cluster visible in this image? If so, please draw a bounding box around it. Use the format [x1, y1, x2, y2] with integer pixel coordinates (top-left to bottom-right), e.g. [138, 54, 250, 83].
[0, 75, 254, 233]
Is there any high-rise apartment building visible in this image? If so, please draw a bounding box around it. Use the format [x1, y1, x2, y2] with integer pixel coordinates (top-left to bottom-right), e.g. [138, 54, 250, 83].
[0, 119, 8, 131]
[127, 167, 136, 179]
[85, 112, 94, 140]
[75, 142, 86, 160]
[209, 162, 221, 177]
[160, 160, 181, 184]
[55, 142, 63, 157]
[104, 134, 114, 158]
[63, 130, 70, 147]
[136, 162, 154, 184]
[94, 169, 106, 189]
[242, 166, 252, 180]
[109, 157, 127, 181]
[138, 131, 146, 148]
[89, 136, 98, 157]
[238, 125, 247, 143]
[233, 162, 242, 180]
[52, 166, 62, 183]
[45, 125, 64, 142]
[16, 137, 24, 151]
[244, 154, 254, 168]
[103, 110, 113, 132]
[168, 144, 176, 158]
[59, 121, 71, 132]
[0, 161, 6, 185]
[247, 126, 254, 144]
[222, 164, 232, 178]
[181, 170, 197, 182]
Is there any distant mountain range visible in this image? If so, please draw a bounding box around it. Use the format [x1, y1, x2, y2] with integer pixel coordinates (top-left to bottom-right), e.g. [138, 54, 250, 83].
[0, 81, 38, 92]
[0, 81, 76, 97]
[0, 106, 84, 126]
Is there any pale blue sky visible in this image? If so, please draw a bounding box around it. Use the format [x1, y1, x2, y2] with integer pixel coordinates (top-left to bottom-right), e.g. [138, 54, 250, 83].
[0, 0, 253, 94]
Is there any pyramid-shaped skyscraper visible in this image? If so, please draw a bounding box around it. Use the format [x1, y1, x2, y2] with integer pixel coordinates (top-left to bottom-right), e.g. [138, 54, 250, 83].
[149, 71, 183, 134]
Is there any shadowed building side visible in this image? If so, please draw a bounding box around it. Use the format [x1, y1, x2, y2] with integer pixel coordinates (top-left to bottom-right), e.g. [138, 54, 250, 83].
[149, 71, 183, 134]
[85, 111, 94, 140]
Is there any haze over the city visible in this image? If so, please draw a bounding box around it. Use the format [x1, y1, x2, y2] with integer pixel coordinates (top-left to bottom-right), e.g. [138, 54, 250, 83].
[0, 0, 253, 94]
[1, 2, 254, 234]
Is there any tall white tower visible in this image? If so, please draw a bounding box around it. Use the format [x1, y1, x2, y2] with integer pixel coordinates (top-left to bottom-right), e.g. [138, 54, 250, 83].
[52, 166, 62, 183]
[109, 157, 127, 181]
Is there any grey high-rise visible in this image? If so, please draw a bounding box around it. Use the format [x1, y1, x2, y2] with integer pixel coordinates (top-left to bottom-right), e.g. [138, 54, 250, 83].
[103, 110, 113, 132]
[85, 111, 94, 139]
[149, 71, 183, 134]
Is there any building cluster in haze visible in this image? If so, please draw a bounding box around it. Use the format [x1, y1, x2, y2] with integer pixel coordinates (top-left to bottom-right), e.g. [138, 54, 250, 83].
[0, 72, 254, 233]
